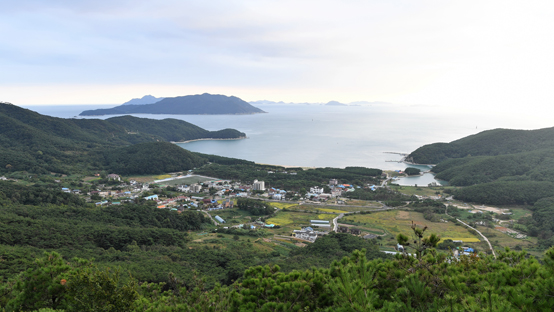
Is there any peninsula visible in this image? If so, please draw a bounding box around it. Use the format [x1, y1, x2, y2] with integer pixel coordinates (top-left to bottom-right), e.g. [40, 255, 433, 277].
[79, 93, 266, 116]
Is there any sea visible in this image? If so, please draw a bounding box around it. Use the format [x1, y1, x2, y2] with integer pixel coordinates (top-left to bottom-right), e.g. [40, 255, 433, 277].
[23, 103, 553, 186]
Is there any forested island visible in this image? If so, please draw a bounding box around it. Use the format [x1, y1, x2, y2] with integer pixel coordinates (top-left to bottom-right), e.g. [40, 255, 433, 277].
[79, 93, 266, 116]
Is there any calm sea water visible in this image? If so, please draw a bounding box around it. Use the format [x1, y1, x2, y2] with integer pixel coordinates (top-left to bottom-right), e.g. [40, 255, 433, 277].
[24, 103, 553, 186]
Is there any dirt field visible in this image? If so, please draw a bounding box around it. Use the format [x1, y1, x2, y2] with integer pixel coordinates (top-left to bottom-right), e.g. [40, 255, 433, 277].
[396, 211, 410, 219]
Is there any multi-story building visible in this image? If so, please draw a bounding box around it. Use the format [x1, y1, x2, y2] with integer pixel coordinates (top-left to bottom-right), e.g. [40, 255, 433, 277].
[253, 180, 265, 191]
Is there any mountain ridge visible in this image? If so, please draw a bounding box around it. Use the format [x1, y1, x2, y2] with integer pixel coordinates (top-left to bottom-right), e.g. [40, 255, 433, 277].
[0, 102, 246, 174]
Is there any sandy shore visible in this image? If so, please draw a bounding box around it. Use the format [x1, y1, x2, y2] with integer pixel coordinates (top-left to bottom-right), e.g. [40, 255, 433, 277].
[256, 163, 318, 169]
[171, 137, 247, 144]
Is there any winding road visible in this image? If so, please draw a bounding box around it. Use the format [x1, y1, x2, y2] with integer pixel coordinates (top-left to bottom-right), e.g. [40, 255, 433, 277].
[445, 206, 496, 259]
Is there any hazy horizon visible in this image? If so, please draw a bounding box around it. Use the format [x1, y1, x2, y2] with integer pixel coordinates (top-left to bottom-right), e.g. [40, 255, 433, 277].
[2, 0, 553, 116]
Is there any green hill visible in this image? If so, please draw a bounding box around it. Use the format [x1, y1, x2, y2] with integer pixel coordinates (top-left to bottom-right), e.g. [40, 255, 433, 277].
[407, 125, 554, 206]
[0, 102, 246, 174]
[102, 142, 207, 175]
[79, 93, 266, 116]
[408, 127, 554, 164]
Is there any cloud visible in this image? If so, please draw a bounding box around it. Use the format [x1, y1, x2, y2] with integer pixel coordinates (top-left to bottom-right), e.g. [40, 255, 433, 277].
[1, 0, 554, 110]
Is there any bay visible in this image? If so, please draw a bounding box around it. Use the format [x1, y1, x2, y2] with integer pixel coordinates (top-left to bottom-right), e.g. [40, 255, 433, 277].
[23, 103, 553, 186]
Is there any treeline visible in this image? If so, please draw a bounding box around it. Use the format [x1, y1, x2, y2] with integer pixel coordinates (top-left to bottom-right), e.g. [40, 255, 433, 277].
[236, 198, 273, 215]
[2, 236, 554, 311]
[346, 188, 414, 202]
[516, 197, 554, 248]
[276, 232, 387, 272]
[195, 164, 382, 190]
[432, 149, 554, 186]
[0, 181, 86, 207]
[101, 142, 207, 175]
[451, 181, 554, 205]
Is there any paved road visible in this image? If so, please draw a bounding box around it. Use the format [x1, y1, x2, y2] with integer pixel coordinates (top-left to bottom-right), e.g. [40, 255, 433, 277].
[201, 210, 219, 226]
[445, 206, 496, 259]
[332, 213, 345, 231]
[332, 203, 395, 232]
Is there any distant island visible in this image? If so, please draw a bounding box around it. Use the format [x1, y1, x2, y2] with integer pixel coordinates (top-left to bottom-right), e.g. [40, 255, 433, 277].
[325, 101, 347, 106]
[249, 100, 392, 106]
[80, 93, 266, 116]
[122, 95, 165, 105]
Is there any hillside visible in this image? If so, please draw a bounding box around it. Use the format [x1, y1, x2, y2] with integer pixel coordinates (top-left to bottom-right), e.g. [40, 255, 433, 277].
[408, 127, 554, 164]
[407, 125, 554, 205]
[79, 93, 266, 116]
[0, 102, 246, 174]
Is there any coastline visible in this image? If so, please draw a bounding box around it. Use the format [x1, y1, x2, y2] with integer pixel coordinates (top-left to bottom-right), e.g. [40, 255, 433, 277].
[172, 136, 247, 144]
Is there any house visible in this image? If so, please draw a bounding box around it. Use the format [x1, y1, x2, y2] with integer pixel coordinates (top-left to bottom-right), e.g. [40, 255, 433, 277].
[329, 179, 338, 186]
[272, 194, 283, 200]
[61, 188, 70, 193]
[337, 226, 349, 233]
[350, 229, 361, 235]
[293, 227, 319, 242]
[222, 199, 234, 208]
[107, 174, 121, 181]
[177, 185, 190, 192]
[310, 186, 324, 194]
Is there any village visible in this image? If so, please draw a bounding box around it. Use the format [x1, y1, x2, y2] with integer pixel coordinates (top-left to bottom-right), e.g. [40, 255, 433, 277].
[37, 168, 533, 258]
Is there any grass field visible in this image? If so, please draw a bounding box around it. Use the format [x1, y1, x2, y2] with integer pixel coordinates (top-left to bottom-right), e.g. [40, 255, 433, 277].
[266, 211, 335, 236]
[390, 185, 458, 197]
[340, 210, 482, 249]
[271, 202, 299, 209]
[292, 204, 381, 213]
[439, 237, 481, 243]
[207, 208, 255, 225]
[476, 225, 538, 252]
[161, 175, 218, 186]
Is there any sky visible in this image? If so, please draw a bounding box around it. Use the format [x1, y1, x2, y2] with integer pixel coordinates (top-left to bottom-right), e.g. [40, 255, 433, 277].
[1, 0, 553, 113]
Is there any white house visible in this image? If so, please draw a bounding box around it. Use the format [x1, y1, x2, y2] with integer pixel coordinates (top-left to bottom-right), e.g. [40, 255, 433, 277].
[310, 186, 324, 194]
[293, 227, 319, 242]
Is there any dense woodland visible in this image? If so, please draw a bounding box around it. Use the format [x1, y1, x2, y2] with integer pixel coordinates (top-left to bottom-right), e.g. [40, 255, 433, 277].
[408, 127, 554, 164]
[2, 225, 554, 311]
[195, 164, 382, 191]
